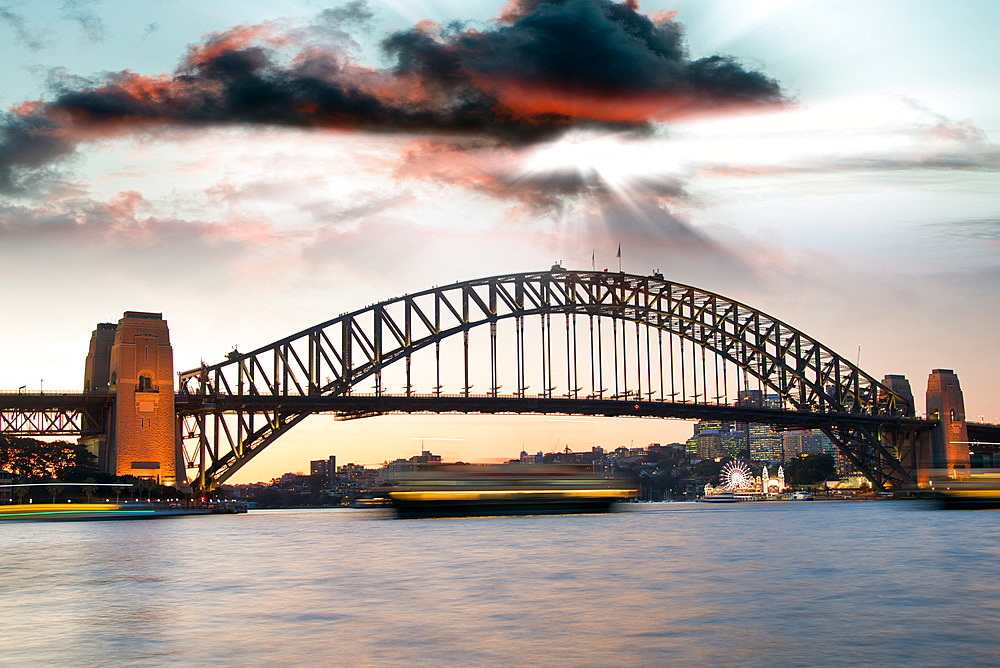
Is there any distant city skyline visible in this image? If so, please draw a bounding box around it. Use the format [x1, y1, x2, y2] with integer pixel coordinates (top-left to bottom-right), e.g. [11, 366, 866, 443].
[2, 1, 998, 483]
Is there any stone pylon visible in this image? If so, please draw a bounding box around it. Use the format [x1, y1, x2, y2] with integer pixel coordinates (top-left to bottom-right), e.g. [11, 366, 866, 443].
[83, 312, 178, 486]
[925, 369, 970, 478]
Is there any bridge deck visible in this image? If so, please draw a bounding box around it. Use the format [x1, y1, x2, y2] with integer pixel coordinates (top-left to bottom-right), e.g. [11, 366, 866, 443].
[176, 392, 936, 431]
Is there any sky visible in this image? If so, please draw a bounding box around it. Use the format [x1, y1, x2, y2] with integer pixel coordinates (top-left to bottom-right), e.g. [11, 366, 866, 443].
[2, 0, 998, 483]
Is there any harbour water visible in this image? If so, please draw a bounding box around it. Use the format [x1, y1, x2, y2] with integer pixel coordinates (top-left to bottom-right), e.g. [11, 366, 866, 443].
[3, 500, 1000, 666]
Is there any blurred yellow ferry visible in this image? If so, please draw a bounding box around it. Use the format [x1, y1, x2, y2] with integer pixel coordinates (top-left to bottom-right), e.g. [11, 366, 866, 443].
[386, 463, 637, 518]
[928, 470, 1000, 509]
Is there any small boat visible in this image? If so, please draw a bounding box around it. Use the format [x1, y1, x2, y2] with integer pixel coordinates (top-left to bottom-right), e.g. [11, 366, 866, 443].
[699, 490, 738, 503]
[792, 491, 814, 501]
[352, 496, 391, 508]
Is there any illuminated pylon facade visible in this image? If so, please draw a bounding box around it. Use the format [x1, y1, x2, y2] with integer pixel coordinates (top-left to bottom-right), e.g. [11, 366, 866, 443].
[925, 368, 970, 477]
[83, 312, 177, 486]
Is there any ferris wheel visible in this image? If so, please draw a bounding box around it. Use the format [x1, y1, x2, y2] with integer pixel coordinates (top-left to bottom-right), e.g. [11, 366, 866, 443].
[720, 461, 754, 491]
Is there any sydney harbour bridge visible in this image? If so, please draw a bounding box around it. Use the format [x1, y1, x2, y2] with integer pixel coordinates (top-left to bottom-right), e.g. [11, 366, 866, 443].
[3, 267, 996, 494]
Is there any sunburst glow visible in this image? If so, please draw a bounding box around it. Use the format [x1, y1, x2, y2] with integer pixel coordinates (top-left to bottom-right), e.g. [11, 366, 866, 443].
[510, 96, 987, 197]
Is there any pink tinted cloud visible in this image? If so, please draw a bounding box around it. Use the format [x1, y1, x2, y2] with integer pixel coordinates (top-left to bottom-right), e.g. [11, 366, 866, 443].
[0, 1, 786, 192]
[0, 189, 280, 248]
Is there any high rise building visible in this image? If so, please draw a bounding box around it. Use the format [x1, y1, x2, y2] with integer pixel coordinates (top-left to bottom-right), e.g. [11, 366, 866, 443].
[310, 455, 337, 482]
[783, 430, 837, 459]
[696, 430, 724, 459]
[745, 393, 783, 462]
[685, 436, 699, 458]
[781, 429, 853, 475]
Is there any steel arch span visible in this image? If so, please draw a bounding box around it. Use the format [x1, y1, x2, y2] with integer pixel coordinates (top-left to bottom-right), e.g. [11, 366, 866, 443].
[176, 268, 927, 492]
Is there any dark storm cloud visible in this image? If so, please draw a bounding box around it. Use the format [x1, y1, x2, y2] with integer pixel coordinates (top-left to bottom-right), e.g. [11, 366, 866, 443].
[0, 110, 76, 193]
[0, 0, 786, 193]
[385, 0, 780, 112]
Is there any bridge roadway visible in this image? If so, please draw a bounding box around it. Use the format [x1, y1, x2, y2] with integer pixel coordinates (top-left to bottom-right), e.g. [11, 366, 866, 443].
[2, 389, 943, 434]
[10, 389, 1000, 493]
[176, 391, 935, 432]
[0, 391, 110, 436]
[968, 422, 1000, 443]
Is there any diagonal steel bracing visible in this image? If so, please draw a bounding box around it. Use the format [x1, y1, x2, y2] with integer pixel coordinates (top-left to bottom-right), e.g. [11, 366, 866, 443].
[0, 393, 109, 437]
[176, 269, 924, 492]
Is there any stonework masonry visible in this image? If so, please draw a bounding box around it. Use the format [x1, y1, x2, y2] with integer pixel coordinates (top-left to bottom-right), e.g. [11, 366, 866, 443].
[926, 368, 970, 476]
[84, 323, 116, 392]
[880, 374, 915, 417]
[81, 323, 117, 471]
[83, 312, 178, 486]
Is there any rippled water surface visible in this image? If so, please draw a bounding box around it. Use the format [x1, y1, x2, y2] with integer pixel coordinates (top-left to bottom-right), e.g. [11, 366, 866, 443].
[3, 501, 1000, 666]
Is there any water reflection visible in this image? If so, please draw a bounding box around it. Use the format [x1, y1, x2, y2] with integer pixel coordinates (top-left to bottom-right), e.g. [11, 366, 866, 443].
[2, 503, 1000, 666]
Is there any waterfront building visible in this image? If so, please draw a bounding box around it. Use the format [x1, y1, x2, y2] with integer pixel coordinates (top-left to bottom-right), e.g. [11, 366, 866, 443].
[749, 426, 782, 462]
[690, 419, 743, 460]
[310, 455, 337, 482]
[339, 463, 368, 479]
[520, 450, 544, 465]
[722, 433, 747, 458]
[385, 458, 413, 474]
[696, 430, 725, 459]
[280, 472, 306, 486]
[746, 393, 784, 462]
[649, 443, 686, 458]
[410, 450, 442, 464]
[781, 429, 855, 475]
[783, 430, 837, 459]
[685, 436, 698, 458]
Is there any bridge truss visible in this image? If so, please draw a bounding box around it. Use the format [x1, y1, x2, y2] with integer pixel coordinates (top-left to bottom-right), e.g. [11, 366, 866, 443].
[0, 393, 109, 436]
[178, 266, 920, 489]
[176, 269, 929, 493]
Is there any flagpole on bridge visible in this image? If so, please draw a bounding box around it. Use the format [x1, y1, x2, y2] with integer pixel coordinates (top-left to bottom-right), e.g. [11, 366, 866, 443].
[617, 243, 621, 273]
